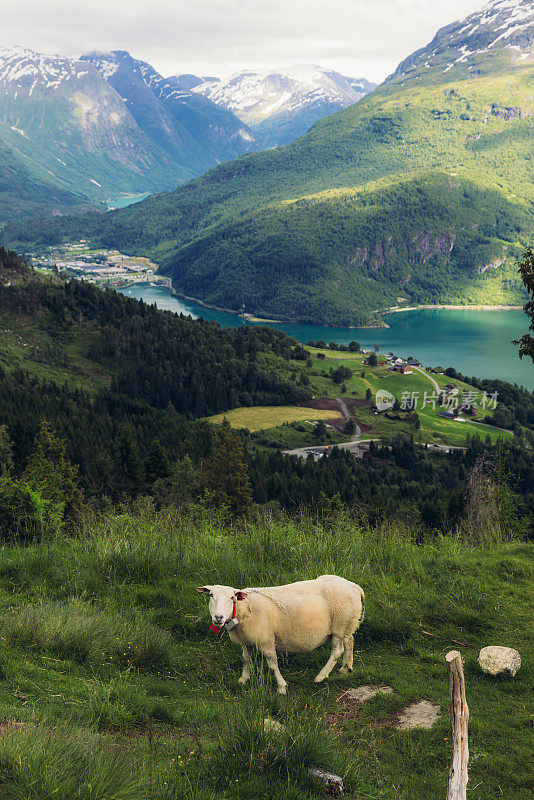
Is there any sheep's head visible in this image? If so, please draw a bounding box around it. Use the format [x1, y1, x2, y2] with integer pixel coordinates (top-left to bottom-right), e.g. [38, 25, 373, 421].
[196, 585, 247, 628]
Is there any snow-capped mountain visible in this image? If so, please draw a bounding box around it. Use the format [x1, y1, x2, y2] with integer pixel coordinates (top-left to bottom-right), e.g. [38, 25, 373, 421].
[389, 0, 533, 81]
[181, 65, 376, 148]
[55, 0, 532, 327]
[81, 51, 253, 169]
[0, 44, 91, 90]
[0, 45, 255, 220]
[0, 45, 172, 214]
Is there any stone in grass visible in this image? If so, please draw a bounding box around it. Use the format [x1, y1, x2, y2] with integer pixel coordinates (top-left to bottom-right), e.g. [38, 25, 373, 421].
[478, 646, 521, 677]
[396, 700, 440, 730]
[308, 767, 344, 797]
[339, 685, 393, 704]
[263, 717, 284, 733]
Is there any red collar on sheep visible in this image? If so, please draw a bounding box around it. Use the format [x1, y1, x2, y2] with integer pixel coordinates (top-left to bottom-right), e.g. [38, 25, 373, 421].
[209, 593, 245, 635]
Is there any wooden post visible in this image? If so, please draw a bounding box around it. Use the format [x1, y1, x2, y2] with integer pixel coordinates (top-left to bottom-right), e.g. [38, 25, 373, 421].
[446, 650, 469, 800]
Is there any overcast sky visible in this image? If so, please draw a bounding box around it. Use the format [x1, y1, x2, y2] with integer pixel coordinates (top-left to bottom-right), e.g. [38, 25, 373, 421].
[2, 0, 486, 82]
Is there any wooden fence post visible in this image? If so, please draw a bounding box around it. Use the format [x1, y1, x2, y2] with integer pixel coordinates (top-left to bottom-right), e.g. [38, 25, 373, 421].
[446, 650, 469, 800]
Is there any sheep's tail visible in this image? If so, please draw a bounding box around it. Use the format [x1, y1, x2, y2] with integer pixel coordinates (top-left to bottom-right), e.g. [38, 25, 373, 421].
[358, 587, 365, 625]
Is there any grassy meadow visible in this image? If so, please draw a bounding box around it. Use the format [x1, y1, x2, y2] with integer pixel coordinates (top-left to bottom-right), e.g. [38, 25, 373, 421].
[207, 406, 342, 432]
[0, 503, 531, 799]
[210, 347, 515, 449]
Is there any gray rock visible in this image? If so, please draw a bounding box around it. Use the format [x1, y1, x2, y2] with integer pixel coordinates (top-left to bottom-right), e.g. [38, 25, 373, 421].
[396, 700, 440, 730]
[263, 717, 284, 733]
[339, 684, 393, 704]
[478, 646, 521, 676]
[309, 767, 344, 796]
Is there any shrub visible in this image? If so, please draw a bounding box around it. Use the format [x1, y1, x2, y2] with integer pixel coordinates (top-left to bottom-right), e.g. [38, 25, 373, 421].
[0, 479, 62, 542]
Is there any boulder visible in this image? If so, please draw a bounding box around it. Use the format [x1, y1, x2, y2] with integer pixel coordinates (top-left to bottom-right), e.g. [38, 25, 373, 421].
[339, 685, 393, 704]
[396, 700, 440, 730]
[309, 767, 344, 796]
[263, 717, 284, 733]
[478, 646, 521, 677]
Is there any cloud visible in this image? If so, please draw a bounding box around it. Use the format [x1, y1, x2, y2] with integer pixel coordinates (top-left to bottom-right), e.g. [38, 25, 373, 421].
[2, 0, 485, 81]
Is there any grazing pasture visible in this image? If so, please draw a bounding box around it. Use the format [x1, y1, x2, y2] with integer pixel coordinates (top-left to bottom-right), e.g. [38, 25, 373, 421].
[207, 405, 342, 432]
[0, 504, 530, 799]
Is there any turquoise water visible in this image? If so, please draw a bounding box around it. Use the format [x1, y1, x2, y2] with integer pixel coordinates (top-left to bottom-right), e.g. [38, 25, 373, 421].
[107, 193, 150, 209]
[119, 284, 534, 390]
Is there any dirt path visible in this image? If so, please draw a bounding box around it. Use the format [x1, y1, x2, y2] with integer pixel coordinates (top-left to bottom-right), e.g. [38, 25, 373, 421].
[335, 397, 361, 441]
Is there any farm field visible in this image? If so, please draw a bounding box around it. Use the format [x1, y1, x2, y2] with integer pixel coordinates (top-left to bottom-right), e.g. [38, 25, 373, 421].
[208, 405, 342, 432]
[0, 506, 530, 800]
[302, 348, 514, 444]
[208, 346, 516, 449]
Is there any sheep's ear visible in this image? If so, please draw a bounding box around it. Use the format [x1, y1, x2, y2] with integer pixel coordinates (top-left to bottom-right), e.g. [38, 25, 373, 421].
[196, 586, 211, 594]
[235, 591, 247, 601]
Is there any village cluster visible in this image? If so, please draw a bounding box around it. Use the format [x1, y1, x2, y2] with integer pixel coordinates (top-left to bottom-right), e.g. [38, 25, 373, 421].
[27, 242, 168, 289]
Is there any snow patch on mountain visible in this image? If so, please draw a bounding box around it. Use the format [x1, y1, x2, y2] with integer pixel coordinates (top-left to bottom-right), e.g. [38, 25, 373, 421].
[190, 65, 376, 125]
[82, 53, 119, 80]
[0, 45, 92, 90]
[390, 0, 534, 80]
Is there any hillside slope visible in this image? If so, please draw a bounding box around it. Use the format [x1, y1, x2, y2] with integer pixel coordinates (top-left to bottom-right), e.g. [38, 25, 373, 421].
[0, 509, 530, 799]
[0, 47, 253, 220]
[81, 51, 253, 174]
[5, 0, 534, 325]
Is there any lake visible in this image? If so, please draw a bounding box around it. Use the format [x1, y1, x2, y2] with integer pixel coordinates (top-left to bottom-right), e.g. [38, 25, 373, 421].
[107, 193, 150, 210]
[119, 283, 534, 390]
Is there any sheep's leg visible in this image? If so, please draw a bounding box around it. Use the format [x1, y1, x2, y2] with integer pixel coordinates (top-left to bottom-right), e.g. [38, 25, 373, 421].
[262, 646, 288, 695]
[314, 634, 344, 683]
[238, 646, 252, 685]
[339, 634, 354, 675]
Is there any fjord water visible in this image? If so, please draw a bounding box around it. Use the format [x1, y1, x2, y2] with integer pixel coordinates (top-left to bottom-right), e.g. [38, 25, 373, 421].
[121, 284, 533, 390]
[107, 193, 150, 209]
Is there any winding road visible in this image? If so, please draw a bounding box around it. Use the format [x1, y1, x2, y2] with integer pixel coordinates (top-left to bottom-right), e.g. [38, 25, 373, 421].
[335, 396, 361, 441]
[411, 366, 440, 393]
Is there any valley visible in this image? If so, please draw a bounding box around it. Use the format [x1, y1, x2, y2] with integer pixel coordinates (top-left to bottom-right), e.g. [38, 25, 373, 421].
[0, 3, 532, 797]
[8, 0, 532, 327]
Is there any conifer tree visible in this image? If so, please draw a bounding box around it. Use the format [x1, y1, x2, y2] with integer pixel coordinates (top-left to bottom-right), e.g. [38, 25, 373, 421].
[144, 439, 171, 486]
[513, 248, 534, 362]
[114, 430, 144, 496]
[22, 420, 82, 519]
[0, 425, 13, 478]
[197, 420, 252, 517]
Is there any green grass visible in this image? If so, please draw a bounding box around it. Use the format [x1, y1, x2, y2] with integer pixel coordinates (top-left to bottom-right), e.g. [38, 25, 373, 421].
[0, 505, 530, 799]
[0, 725, 146, 800]
[207, 405, 342, 432]
[0, 310, 111, 392]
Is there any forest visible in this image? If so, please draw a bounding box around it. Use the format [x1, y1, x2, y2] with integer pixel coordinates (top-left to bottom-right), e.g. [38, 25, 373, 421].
[0, 249, 532, 537]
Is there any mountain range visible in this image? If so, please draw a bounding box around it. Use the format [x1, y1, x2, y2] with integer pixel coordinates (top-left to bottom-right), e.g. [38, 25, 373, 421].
[0, 47, 373, 220]
[0, 45, 256, 219]
[4, 0, 534, 327]
[176, 65, 376, 148]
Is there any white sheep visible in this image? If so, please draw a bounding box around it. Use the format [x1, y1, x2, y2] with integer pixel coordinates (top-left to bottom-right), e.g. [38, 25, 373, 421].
[196, 575, 365, 694]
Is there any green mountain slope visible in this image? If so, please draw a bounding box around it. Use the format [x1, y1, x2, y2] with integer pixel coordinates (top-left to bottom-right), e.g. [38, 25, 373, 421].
[5, 0, 534, 325]
[0, 46, 255, 221]
[0, 137, 92, 220]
